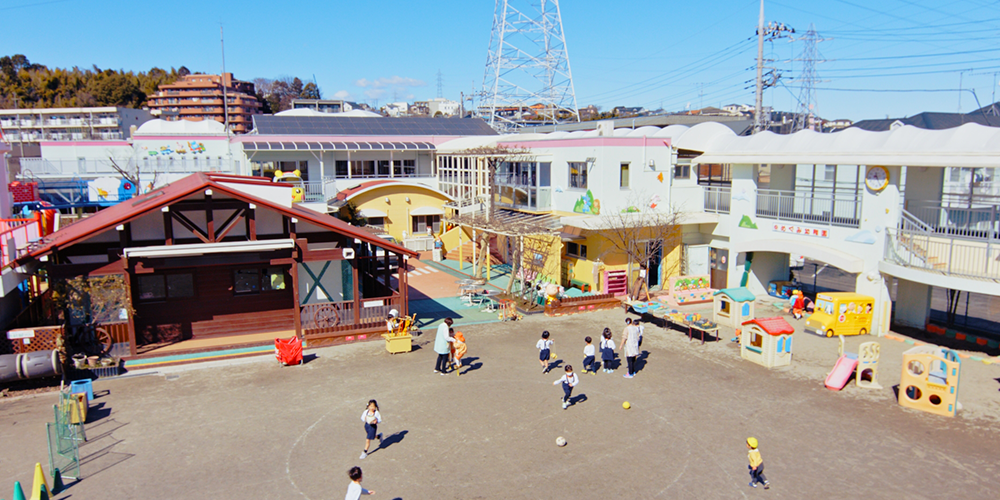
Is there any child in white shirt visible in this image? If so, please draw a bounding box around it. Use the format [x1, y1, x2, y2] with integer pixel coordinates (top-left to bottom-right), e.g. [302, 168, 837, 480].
[359, 400, 382, 459]
[582, 336, 596, 375]
[536, 331, 553, 373]
[553, 365, 580, 409]
[345, 466, 374, 499]
[600, 328, 616, 373]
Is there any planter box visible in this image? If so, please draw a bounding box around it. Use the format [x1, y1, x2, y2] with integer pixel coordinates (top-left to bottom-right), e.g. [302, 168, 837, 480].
[382, 334, 412, 354]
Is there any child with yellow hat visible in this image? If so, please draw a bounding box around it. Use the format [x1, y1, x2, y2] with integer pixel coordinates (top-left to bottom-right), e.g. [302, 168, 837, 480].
[746, 437, 771, 489]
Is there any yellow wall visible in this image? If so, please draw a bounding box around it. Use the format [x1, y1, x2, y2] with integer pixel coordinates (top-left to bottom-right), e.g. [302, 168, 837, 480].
[338, 185, 451, 241]
[563, 226, 682, 293]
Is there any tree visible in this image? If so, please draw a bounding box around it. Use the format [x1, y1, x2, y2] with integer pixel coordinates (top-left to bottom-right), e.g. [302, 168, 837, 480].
[338, 201, 368, 227]
[290, 77, 304, 98]
[591, 193, 682, 301]
[300, 82, 321, 100]
[177, 66, 191, 77]
[89, 72, 145, 108]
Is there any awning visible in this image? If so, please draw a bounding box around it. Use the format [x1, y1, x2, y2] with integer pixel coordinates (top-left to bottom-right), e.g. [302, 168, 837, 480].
[560, 232, 585, 242]
[359, 208, 388, 218]
[243, 141, 435, 151]
[123, 239, 295, 259]
[409, 206, 445, 216]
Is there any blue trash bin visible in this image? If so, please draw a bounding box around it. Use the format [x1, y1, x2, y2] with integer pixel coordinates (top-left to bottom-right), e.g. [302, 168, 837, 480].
[70, 379, 94, 402]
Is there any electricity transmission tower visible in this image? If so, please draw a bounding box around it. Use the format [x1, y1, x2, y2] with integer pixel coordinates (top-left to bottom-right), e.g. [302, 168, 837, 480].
[793, 24, 825, 132]
[480, 0, 580, 132]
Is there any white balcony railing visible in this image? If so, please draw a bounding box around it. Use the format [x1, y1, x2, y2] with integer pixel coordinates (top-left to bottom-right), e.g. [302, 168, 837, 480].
[20, 157, 238, 177]
[756, 188, 861, 228]
[905, 201, 1000, 241]
[703, 186, 731, 214]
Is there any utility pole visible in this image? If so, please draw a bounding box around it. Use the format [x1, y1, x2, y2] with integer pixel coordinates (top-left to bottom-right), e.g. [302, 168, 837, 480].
[754, 0, 765, 133]
[220, 25, 233, 173]
[752, 0, 794, 134]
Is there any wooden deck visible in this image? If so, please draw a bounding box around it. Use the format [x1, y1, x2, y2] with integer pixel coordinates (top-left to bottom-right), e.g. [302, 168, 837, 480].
[134, 330, 295, 357]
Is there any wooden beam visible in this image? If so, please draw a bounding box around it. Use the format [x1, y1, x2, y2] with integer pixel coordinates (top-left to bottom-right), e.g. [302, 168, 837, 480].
[172, 212, 211, 244]
[248, 204, 257, 241]
[169, 199, 249, 211]
[162, 207, 173, 245]
[124, 256, 137, 358]
[352, 259, 361, 326]
[291, 246, 302, 338]
[205, 190, 215, 243]
[215, 208, 245, 242]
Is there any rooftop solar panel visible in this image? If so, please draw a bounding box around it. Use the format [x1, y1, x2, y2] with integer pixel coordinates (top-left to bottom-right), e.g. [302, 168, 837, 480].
[253, 116, 498, 136]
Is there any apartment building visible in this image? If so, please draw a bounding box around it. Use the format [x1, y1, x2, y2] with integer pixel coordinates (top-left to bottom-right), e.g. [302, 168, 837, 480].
[0, 106, 152, 145]
[291, 99, 362, 114]
[146, 73, 262, 133]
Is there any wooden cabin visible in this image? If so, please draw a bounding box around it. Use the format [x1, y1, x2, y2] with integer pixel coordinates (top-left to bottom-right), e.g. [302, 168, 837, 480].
[12, 173, 417, 359]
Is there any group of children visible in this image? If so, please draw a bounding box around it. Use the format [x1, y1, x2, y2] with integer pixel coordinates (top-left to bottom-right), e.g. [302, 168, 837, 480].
[532, 319, 774, 490]
[344, 315, 772, 496]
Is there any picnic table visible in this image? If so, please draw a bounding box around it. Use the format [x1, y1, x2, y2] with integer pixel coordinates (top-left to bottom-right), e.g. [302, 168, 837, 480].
[661, 309, 720, 345]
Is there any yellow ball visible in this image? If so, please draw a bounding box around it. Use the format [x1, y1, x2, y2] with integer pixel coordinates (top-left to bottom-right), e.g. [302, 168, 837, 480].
[623, 401, 631, 410]
[550, 353, 557, 360]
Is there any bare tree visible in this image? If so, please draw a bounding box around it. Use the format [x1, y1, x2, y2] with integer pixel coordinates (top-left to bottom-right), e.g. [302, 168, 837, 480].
[591, 193, 683, 301]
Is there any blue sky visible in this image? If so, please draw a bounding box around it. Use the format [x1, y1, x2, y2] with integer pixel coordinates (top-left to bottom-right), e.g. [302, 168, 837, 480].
[3, 0, 1000, 121]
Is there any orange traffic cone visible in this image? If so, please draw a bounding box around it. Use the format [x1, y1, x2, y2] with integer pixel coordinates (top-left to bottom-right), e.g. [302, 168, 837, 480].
[29, 463, 48, 500]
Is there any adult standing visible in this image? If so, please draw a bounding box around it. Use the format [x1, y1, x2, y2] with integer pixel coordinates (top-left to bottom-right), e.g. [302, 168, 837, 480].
[434, 317, 455, 374]
[620, 318, 640, 379]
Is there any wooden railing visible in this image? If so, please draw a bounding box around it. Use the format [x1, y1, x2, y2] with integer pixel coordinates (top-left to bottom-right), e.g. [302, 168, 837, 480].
[300, 296, 401, 336]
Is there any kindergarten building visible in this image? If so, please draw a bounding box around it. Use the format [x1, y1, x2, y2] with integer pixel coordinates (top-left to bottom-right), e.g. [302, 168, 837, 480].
[10, 110, 1000, 341]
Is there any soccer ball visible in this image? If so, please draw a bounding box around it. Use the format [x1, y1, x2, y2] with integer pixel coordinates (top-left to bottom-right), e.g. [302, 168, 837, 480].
[556, 436, 567, 447]
[623, 401, 631, 410]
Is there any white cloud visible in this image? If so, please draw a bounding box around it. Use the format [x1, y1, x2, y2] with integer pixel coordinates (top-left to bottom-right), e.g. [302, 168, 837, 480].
[353, 76, 426, 102]
[333, 90, 352, 99]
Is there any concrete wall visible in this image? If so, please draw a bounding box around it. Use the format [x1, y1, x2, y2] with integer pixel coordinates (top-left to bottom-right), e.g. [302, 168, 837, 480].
[893, 278, 932, 328]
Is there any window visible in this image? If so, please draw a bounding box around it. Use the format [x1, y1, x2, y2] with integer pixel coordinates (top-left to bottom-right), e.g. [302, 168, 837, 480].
[137, 275, 166, 301]
[166, 274, 195, 298]
[750, 328, 763, 348]
[620, 163, 630, 188]
[674, 163, 691, 179]
[336, 160, 348, 177]
[263, 267, 286, 291]
[569, 162, 588, 189]
[566, 242, 587, 259]
[412, 215, 441, 234]
[234, 269, 260, 294]
[234, 267, 287, 294]
[137, 273, 195, 301]
[403, 159, 416, 175]
[378, 160, 391, 176]
[719, 299, 731, 317]
[367, 217, 385, 229]
[698, 164, 732, 186]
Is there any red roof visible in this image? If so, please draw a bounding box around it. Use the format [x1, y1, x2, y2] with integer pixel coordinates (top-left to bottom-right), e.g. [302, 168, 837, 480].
[334, 180, 398, 202]
[16, 173, 417, 265]
[742, 317, 794, 336]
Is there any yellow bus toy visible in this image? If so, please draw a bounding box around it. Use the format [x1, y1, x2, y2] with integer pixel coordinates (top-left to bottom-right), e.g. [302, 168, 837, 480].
[805, 292, 874, 337]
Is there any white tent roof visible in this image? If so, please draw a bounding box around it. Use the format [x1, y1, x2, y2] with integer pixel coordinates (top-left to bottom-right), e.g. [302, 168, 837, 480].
[274, 108, 382, 118]
[134, 118, 227, 136]
[687, 122, 1000, 168]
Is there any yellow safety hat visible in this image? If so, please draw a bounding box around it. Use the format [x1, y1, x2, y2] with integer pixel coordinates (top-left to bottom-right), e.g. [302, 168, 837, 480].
[747, 437, 758, 448]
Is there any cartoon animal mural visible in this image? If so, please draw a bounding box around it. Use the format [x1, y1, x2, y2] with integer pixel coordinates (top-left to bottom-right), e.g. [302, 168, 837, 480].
[573, 190, 601, 215]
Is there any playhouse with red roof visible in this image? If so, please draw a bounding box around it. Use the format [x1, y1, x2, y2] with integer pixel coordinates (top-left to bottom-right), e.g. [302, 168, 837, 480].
[740, 317, 795, 368]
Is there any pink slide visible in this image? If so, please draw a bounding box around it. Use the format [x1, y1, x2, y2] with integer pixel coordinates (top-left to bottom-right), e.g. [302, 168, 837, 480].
[824, 355, 858, 391]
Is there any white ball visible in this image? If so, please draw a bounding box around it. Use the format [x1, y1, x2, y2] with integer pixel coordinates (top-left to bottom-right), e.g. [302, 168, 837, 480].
[556, 436, 567, 447]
